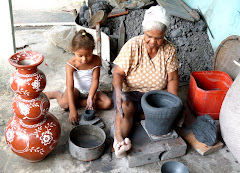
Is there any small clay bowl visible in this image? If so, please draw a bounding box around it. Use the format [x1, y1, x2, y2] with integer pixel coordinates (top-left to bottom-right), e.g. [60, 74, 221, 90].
[161, 161, 189, 173]
[82, 110, 95, 121]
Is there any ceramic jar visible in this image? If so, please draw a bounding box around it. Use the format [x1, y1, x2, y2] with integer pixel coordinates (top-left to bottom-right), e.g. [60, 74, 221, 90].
[5, 51, 61, 162]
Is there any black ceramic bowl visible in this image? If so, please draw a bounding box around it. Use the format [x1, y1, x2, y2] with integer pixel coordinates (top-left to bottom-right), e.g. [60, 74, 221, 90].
[82, 109, 95, 121]
[161, 161, 189, 173]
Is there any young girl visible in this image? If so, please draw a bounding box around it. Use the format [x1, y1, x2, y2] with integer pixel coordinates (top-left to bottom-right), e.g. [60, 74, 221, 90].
[45, 29, 112, 125]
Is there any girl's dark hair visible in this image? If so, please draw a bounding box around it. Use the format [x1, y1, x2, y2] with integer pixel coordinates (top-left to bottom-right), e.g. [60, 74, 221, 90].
[70, 29, 95, 52]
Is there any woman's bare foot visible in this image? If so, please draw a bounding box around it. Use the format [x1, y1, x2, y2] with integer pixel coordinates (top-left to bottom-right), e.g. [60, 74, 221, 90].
[44, 90, 63, 99]
[113, 138, 131, 158]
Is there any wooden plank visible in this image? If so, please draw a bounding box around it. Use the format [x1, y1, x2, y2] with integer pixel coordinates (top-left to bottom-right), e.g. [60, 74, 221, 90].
[184, 132, 223, 156]
[156, 0, 194, 22]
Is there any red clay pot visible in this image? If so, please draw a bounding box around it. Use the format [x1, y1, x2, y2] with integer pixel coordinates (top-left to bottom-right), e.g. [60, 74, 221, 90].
[9, 51, 46, 98]
[5, 51, 61, 162]
[5, 113, 60, 162]
[12, 93, 50, 122]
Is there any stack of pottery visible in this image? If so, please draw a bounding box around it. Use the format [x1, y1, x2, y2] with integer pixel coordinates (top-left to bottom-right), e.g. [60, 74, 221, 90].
[5, 51, 61, 162]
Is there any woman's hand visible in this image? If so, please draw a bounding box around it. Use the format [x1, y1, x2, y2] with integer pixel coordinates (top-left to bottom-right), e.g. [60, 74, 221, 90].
[69, 109, 79, 125]
[86, 96, 93, 110]
[116, 89, 124, 118]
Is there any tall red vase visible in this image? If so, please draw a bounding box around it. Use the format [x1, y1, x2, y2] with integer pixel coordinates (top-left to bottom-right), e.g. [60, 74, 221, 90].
[5, 51, 61, 162]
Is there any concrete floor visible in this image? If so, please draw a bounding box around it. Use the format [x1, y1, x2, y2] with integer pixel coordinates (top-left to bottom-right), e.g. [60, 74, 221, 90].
[1, 2, 240, 173]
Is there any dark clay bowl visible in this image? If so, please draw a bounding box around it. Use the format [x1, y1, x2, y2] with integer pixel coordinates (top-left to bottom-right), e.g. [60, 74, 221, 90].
[161, 161, 189, 173]
[82, 109, 95, 121]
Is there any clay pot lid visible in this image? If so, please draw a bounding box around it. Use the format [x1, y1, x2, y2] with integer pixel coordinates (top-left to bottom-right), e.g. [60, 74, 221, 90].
[213, 35, 240, 80]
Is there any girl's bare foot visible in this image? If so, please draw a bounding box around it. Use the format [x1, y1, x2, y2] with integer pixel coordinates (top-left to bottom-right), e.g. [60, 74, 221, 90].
[113, 138, 131, 158]
[44, 91, 63, 99]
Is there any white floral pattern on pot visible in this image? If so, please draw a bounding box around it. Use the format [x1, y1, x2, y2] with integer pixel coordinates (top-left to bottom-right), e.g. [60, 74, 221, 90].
[5, 115, 57, 155]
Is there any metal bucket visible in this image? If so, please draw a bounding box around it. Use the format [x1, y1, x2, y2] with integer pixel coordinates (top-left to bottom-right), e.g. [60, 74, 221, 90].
[69, 125, 106, 161]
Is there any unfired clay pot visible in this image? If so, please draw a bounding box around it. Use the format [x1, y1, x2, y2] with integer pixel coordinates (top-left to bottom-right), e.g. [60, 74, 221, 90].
[141, 90, 183, 136]
[82, 109, 95, 121]
[5, 51, 61, 162]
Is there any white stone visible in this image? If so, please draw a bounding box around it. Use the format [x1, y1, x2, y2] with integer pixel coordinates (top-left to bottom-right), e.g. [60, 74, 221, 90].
[44, 25, 76, 53]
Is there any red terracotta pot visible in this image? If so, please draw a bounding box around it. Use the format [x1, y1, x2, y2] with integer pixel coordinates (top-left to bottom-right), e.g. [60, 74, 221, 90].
[5, 113, 61, 162]
[5, 51, 61, 162]
[12, 93, 50, 122]
[9, 51, 46, 98]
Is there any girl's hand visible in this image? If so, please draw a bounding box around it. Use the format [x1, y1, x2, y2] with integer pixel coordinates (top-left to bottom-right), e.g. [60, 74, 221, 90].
[116, 89, 124, 118]
[86, 96, 93, 110]
[69, 110, 79, 125]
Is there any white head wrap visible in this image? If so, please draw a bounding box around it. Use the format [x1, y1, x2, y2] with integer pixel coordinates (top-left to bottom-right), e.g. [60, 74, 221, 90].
[142, 5, 170, 28]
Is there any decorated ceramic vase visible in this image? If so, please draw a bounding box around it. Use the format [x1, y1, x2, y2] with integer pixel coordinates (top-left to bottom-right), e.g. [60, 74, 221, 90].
[5, 51, 61, 162]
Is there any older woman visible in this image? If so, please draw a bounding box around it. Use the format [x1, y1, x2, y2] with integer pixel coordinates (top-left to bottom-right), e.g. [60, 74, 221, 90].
[112, 5, 179, 158]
